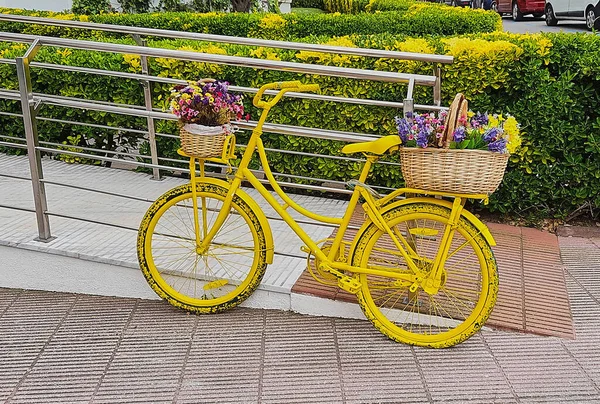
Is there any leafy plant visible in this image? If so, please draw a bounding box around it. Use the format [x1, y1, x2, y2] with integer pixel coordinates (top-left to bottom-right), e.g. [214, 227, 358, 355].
[118, 0, 153, 13]
[71, 0, 112, 14]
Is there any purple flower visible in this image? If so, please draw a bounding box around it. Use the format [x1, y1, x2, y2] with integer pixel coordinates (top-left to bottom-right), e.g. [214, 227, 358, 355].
[452, 126, 466, 142]
[483, 127, 500, 142]
[471, 112, 488, 127]
[416, 128, 429, 148]
[395, 117, 411, 143]
[488, 138, 507, 153]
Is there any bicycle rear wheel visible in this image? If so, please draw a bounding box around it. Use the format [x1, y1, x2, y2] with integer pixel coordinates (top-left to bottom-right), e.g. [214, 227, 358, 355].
[137, 182, 268, 313]
[351, 202, 498, 348]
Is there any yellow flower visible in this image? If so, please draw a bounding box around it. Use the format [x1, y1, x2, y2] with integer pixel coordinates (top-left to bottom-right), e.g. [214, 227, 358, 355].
[507, 132, 522, 154]
[503, 116, 521, 153]
[503, 116, 519, 137]
[487, 114, 499, 128]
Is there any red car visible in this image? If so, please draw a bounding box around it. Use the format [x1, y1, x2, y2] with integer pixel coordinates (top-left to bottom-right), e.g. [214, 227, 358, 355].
[490, 0, 545, 20]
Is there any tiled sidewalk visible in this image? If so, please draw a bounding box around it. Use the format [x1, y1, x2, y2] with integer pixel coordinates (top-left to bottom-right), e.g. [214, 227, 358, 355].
[1, 233, 600, 404]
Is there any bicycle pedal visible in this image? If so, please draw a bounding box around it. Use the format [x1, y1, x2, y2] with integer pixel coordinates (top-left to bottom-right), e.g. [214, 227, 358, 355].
[338, 276, 361, 294]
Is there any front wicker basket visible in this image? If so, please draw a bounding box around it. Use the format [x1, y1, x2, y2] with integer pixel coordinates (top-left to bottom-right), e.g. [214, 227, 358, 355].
[180, 127, 227, 158]
[399, 147, 509, 195]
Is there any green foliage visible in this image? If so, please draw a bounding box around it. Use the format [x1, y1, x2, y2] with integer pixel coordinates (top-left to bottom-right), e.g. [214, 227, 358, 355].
[71, 0, 112, 14]
[292, 7, 327, 14]
[365, 0, 414, 12]
[0, 7, 501, 38]
[118, 0, 153, 13]
[323, 0, 354, 13]
[292, 0, 325, 9]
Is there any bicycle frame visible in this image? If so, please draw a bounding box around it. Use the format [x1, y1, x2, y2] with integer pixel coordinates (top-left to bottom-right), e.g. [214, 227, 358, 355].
[188, 82, 492, 294]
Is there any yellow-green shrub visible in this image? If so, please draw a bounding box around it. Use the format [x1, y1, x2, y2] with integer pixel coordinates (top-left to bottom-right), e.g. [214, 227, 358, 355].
[0, 27, 599, 220]
[0, 6, 501, 38]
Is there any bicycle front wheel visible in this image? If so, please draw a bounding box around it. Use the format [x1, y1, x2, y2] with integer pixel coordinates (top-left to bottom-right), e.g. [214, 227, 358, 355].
[137, 182, 268, 313]
[351, 203, 498, 348]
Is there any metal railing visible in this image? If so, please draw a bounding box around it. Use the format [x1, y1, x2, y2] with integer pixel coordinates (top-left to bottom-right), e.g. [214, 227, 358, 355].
[0, 15, 453, 243]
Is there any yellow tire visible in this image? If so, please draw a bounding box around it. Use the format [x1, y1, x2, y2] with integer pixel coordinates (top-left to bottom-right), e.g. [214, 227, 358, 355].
[137, 182, 268, 313]
[351, 203, 498, 348]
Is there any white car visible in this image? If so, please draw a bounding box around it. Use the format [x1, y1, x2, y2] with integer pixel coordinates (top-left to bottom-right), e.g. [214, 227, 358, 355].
[545, 0, 600, 30]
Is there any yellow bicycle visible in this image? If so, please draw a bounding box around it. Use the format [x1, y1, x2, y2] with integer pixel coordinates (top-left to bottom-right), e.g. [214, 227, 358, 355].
[137, 81, 498, 348]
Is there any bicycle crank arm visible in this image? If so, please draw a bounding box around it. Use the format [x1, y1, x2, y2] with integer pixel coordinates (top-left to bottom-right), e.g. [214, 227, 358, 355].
[319, 263, 361, 294]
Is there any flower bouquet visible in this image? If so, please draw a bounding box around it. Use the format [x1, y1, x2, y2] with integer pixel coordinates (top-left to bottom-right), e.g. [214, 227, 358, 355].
[168, 79, 246, 158]
[395, 94, 521, 195]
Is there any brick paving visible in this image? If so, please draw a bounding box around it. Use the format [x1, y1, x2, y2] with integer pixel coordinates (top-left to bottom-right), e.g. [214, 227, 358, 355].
[293, 212, 574, 339]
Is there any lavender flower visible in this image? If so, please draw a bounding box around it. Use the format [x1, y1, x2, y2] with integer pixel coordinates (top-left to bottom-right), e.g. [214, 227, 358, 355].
[416, 128, 429, 148]
[483, 127, 501, 143]
[471, 112, 488, 127]
[452, 126, 466, 143]
[395, 117, 411, 144]
[488, 138, 507, 153]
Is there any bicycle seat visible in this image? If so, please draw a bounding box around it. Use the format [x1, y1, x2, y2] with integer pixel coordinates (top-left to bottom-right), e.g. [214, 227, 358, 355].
[341, 135, 402, 155]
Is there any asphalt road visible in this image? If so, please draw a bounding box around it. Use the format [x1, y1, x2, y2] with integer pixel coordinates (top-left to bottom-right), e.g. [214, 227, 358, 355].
[501, 15, 589, 33]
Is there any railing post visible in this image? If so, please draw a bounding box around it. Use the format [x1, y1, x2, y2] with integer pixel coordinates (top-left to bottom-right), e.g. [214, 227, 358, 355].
[403, 78, 415, 118]
[15, 40, 55, 242]
[133, 34, 161, 181]
[433, 66, 442, 107]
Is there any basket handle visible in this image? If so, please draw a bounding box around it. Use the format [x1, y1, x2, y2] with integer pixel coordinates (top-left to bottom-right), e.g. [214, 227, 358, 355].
[197, 78, 216, 85]
[439, 93, 468, 148]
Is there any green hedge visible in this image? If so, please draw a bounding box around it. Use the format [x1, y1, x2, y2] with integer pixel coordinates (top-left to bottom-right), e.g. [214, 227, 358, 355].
[292, 0, 325, 9]
[0, 31, 599, 220]
[0, 6, 501, 38]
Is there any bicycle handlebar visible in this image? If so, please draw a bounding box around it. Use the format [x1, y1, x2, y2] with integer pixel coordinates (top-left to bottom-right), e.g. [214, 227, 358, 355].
[253, 81, 320, 109]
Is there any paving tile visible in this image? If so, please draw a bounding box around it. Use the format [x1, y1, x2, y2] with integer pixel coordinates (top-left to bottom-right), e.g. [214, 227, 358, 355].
[483, 333, 599, 400]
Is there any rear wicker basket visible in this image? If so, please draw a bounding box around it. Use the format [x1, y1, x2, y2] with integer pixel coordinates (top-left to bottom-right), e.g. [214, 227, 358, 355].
[399, 147, 509, 195]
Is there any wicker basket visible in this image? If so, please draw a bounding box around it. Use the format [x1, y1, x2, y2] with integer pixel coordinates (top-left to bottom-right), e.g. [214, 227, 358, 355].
[179, 124, 228, 158]
[399, 147, 509, 195]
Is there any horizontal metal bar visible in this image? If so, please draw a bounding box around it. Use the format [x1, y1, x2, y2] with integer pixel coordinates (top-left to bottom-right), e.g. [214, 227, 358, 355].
[47, 210, 142, 233]
[0, 203, 36, 213]
[0, 89, 21, 101]
[0, 58, 16, 65]
[36, 93, 164, 117]
[38, 139, 152, 160]
[0, 32, 438, 86]
[236, 121, 377, 143]
[0, 172, 31, 181]
[0, 110, 23, 118]
[0, 14, 453, 64]
[0, 140, 27, 149]
[0, 134, 25, 142]
[37, 116, 149, 136]
[41, 179, 155, 203]
[35, 145, 168, 171]
[24, 61, 413, 109]
[0, 60, 446, 111]
[31, 92, 380, 143]
[155, 132, 179, 139]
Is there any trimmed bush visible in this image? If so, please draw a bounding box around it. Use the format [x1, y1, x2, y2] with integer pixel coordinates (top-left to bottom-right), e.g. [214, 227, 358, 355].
[0, 7, 501, 38]
[0, 31, 599, 220]
[365, 0, 414, 12]
[71, 0, 112, 14]
[292, 0, 325, 8]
